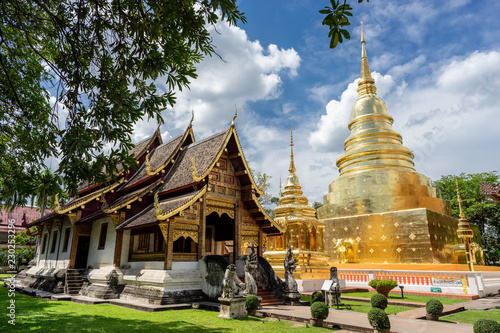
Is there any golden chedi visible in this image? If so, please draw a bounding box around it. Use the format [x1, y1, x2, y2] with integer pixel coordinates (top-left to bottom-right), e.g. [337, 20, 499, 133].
[264, 123, 329, 279]
[317, 25, 462, 264]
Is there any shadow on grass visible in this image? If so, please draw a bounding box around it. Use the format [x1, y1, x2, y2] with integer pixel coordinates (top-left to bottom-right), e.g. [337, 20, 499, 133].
[0, 288, 230, 333]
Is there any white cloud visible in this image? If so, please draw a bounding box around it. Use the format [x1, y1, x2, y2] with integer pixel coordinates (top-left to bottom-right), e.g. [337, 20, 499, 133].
[308, 72, 395, 153]
[149, 20, 301, 136]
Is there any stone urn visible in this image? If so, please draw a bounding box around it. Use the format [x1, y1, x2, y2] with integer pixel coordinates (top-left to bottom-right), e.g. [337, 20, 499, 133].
[247, 309, 257, 316]
[310, 318, 324, 327]
[376, 286, 395, 298]
[426, 314, 439, 321]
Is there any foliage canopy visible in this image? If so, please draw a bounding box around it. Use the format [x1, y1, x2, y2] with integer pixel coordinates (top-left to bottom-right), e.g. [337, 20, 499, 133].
[0, 0, 245, 209]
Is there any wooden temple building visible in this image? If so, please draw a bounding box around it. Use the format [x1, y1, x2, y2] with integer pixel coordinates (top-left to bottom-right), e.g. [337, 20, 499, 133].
[23, 116, 283, 303]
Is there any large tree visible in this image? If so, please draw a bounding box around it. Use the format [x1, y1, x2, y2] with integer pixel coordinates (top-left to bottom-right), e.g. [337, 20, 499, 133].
[433, 172, 500, 263]
[0, 0, 245, 209]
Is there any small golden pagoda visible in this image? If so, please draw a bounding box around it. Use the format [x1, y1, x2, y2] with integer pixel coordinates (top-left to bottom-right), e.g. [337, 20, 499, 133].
[264, 121, 329, 278]
[317, 24, 463, 264]
[456, 182, 475, 271]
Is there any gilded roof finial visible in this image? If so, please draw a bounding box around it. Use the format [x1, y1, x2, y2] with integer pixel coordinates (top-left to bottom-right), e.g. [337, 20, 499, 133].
[289, 118, 296, 174]
[231, 105, 238, 127]
[189, 110, 194, 128]
[358, 22, 377, 96]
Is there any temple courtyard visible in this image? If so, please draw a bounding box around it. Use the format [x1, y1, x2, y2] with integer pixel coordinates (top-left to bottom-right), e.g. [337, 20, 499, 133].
[3, 281, 500, 333]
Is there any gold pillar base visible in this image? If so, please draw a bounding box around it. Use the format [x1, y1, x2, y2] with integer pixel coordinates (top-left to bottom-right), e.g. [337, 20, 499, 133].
[263, 249, 330, 279]
[322, 208, 463, 264]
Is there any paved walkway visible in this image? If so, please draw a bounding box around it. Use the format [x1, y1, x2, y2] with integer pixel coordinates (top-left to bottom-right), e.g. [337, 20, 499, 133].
[257, 304, 474, 333]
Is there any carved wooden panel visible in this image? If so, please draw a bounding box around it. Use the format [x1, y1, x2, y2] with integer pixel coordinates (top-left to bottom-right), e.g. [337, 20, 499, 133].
[216, 159, 227, 170]
[228, 189, 236, 196]
[210, 172, 220, 182]
[224, 175, 234, 185]
[218, 186, 226, 195]
[173, 223, 199, 243]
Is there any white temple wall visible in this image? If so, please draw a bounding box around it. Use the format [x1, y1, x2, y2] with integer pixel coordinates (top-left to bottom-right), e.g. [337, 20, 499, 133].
[35, 217, 75, 269]
[87, 217, 116, 269]
[120, 229, 131, 268]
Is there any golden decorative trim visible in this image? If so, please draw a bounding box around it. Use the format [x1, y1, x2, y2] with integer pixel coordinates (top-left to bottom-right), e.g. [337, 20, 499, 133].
[111, 214, 120, 227]
[55, 178, 125, 214]
[242, 236, 259, 246]
[207, 200, 234, 209]
[130, 253, 164, 261]
[156, 186, 207, 220]
[44, 221, 52, 234]
[173, 229, 198, 243]
[159, 223, 169, 243]
[35, 225, 43, 239]
[206, 206, 234, 219]
[191, 157, 203, 182]
[145, 150, 156, 175]
[55, 219, 63, 232]
[176, 223, 198, 231]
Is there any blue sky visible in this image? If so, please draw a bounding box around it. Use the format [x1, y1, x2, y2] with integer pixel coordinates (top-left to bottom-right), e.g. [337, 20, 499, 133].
[53, 0, 500, 205]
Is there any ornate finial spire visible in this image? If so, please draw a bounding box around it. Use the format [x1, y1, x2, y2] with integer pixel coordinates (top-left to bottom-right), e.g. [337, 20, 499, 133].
[279, 175, 282, 198]
[231, 105, 238, 127]
[358, 22, 377, 96]
[289, 118, 296, 174]
[189, 110, 194, 128]
[456, 180, 465, 218]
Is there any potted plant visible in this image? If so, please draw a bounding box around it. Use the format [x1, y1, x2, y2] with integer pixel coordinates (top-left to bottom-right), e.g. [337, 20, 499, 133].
[310, 301, 329, 327]
[370, 293, 388, 310]
[245, 295, 260, 316]
[367, 307, 391, 333]
[368, 279, 398, 298]
[425, 299, 443, 321]
[473, 318, 500, 333]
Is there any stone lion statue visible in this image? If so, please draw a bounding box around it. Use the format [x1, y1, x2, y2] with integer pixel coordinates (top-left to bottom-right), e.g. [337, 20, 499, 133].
[221, 264, 241, 298]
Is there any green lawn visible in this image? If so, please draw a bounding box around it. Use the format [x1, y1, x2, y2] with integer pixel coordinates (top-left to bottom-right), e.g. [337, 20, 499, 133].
[341, 291, 469, 305]
[440, 309, 500, 325]
[0, 288, 331, 332]
[301, 296, 413, 315]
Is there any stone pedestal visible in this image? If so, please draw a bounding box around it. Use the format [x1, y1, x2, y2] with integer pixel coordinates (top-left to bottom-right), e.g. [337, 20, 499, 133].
[218, 296, 247, 319]
[283, 292, 301, 306]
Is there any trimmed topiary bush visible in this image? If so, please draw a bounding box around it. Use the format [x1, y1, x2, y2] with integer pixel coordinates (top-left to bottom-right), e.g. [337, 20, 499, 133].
[370, 293, 388, 310]
[311, 301, 329, 319]
[311, 291, 325, 304]
[368, 279, 398, 289]
[367, 307, 391, 330]
[473, 318, 500, 333]
[245, 295, 260, 310]
[426, 299, 444, 316]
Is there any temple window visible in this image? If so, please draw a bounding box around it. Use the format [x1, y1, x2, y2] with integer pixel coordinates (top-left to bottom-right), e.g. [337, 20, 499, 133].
[173, 236, 197, 253]
[62, 228, 71, 252]
[50, 231, 58, 253]
[129, 227, 165, 261]
[98, 222, 108, 250]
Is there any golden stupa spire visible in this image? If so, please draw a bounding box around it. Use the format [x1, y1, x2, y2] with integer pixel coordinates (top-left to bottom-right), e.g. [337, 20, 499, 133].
[289, 118, 296, 174]
[456, 180, 466, 219]
[279, 175, 282, 198]
[358, 22, 376, 96]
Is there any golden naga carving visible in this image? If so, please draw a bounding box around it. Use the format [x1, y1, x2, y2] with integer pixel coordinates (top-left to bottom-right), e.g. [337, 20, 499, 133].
[191, 157, 203, 182]
[145, 150, 156, 176]
[259, 174, 266, 195]
[154, 192, 163, 218]
[100, 192, 110, 212]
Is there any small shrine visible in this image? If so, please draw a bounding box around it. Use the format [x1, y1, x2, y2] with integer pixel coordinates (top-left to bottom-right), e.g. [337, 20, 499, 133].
[264, 122, 329, 281]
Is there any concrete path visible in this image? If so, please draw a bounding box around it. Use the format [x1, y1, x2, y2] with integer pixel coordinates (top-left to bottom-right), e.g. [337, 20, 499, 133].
[257, 304, 474, 333]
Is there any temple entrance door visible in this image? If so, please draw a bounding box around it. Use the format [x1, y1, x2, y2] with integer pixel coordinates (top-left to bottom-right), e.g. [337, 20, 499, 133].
[205, 212, 234, 262]
[74, 236, 90, 269]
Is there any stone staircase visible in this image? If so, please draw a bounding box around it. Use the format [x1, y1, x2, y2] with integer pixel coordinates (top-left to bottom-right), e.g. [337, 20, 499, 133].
[257, 285, 283, 306]
[65, 269, 84, 295]
[239, 275, 283, 306]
